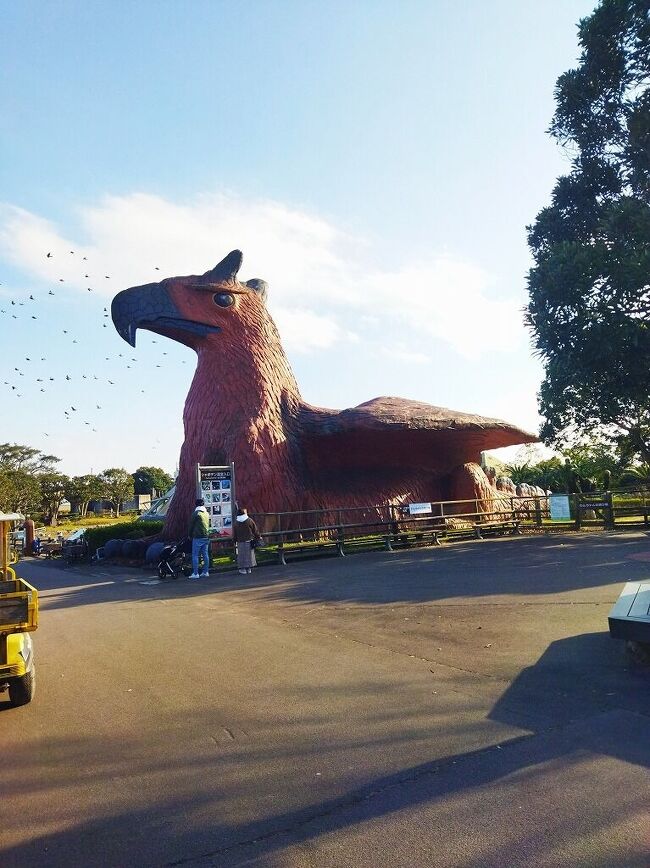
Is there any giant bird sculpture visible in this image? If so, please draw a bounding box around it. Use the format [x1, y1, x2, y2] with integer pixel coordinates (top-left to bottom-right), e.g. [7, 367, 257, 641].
[112, 251, 536, 538]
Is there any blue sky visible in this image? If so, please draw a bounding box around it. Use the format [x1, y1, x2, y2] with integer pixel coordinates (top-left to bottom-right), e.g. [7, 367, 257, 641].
[1, 0, 595, 477]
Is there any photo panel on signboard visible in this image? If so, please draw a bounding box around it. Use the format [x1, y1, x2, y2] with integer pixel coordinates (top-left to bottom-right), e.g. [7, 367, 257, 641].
[211, 516, 223, 529]
[220, 501, 232, 516]
[203, 492, 212, 504]
[201, 481, 211, 492]
[220, 479, 231, 490]
[222, 516, 232, 528]
[212, 504, 221, 515]
[212, 491, 221, 503]
[221, 491, 231, 503]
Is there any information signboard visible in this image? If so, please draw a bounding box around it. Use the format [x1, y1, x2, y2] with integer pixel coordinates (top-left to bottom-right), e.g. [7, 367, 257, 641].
[196, 463, 235, 538]
[549, 494, 571, 521]
[409, 503, 432, 516]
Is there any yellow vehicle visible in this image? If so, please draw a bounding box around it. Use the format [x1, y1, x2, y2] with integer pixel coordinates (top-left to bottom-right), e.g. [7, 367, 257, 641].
[0, 512, 38, 707]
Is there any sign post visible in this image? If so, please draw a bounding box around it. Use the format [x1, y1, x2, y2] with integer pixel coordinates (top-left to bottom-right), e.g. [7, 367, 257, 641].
[196, 463, 236, 540]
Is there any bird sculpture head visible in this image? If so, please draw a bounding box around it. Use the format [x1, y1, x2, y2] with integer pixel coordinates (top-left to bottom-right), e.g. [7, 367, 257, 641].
[111, 250, 269, 352]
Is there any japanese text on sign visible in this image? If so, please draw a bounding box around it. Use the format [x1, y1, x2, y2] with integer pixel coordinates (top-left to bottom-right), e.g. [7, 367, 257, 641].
[197, 464, 235, 538]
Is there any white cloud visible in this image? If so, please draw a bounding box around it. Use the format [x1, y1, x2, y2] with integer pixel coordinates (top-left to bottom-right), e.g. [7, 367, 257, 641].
[378, 344, 432, 365]
[0, 192, 526, 359]
[272, 307, 351, 353]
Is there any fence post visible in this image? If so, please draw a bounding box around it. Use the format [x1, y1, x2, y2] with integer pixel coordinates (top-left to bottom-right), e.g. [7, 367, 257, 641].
[605, 491, 615, 529]
[389, 503, 399, 536]
[574, 494, 581, 530]
[336, 525, 345, 557]
[277, 512, 287, 565]
[383, 503, 394, 551]
[535, 497, 542, 528]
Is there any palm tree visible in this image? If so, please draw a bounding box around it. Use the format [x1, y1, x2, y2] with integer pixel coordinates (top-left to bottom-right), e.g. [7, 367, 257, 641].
[504, 462, 535, 485]
[618, 464, 650, 489]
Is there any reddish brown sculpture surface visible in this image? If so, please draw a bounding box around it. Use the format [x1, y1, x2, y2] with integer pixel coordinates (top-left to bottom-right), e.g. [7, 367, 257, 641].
[112, 251, 536, 538]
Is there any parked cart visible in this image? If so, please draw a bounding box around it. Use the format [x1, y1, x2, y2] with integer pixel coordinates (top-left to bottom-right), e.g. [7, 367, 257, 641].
[0, 512, 38, 706]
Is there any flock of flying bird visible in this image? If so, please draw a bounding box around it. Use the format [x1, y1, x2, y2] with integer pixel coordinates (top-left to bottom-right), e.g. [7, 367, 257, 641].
[1, 250, 184, 448]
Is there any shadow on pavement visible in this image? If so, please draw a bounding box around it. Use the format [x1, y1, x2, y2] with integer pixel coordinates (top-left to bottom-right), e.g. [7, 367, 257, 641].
[2, 629, 648, 867]
[489, 630, 650, 725]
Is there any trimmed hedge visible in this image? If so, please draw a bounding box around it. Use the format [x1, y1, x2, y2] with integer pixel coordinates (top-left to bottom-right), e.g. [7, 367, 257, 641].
[84, 520, 163, 555]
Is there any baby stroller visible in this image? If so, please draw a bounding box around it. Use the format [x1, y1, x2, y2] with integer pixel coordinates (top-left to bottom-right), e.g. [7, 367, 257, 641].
[158, 538, 192, 580]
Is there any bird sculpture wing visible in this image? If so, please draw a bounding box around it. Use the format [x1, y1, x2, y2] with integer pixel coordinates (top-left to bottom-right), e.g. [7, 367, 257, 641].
[298, 396, 537, 475]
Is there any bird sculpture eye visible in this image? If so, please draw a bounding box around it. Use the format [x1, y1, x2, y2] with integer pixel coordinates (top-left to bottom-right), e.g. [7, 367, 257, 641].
[213, 292, 235, 308]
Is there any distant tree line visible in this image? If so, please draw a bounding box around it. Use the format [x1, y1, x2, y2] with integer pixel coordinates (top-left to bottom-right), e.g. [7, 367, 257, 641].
[0, 443, 174, 526]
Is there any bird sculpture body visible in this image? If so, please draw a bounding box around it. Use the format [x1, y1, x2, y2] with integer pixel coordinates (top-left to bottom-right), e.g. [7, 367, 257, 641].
[112, 251, 536, 538]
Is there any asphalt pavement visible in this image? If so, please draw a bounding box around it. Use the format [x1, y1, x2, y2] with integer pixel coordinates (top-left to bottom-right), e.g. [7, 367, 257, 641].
[1, 531, 649, 867]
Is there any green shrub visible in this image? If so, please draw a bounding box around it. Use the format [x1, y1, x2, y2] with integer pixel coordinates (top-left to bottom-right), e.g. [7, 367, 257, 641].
[84, 520, 163, 555]
[123, 520, 164, 539]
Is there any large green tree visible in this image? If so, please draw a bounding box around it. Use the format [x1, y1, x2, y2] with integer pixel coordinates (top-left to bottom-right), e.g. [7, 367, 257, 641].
[98, 468, 134, 517]
[65, 474, 102, 517]
[0, 470, 41, 514]
[0, 443, 60, 514]
[132, 466, 174, 498]
[526, 0, 650, 460]
[39, 472, 70, 526]
[0, 443, 60, 474]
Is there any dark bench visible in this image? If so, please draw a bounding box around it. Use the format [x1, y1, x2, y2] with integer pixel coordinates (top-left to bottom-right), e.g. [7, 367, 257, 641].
[608, 581, 650, 645]
[271, 524, 348, 566]
[441, 523, 480, 541]
[384, 529, 443, 550]
[275, 538, 343, 565]
[473, 520, 521, 539]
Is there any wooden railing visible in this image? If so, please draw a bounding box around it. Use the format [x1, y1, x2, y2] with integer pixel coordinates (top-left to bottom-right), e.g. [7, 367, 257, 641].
[238, 488, 650, 564]
[245, 497, 536, 565]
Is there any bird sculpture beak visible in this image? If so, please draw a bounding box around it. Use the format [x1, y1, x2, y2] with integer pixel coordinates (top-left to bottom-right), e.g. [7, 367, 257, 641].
[111, 281, 221, 347]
